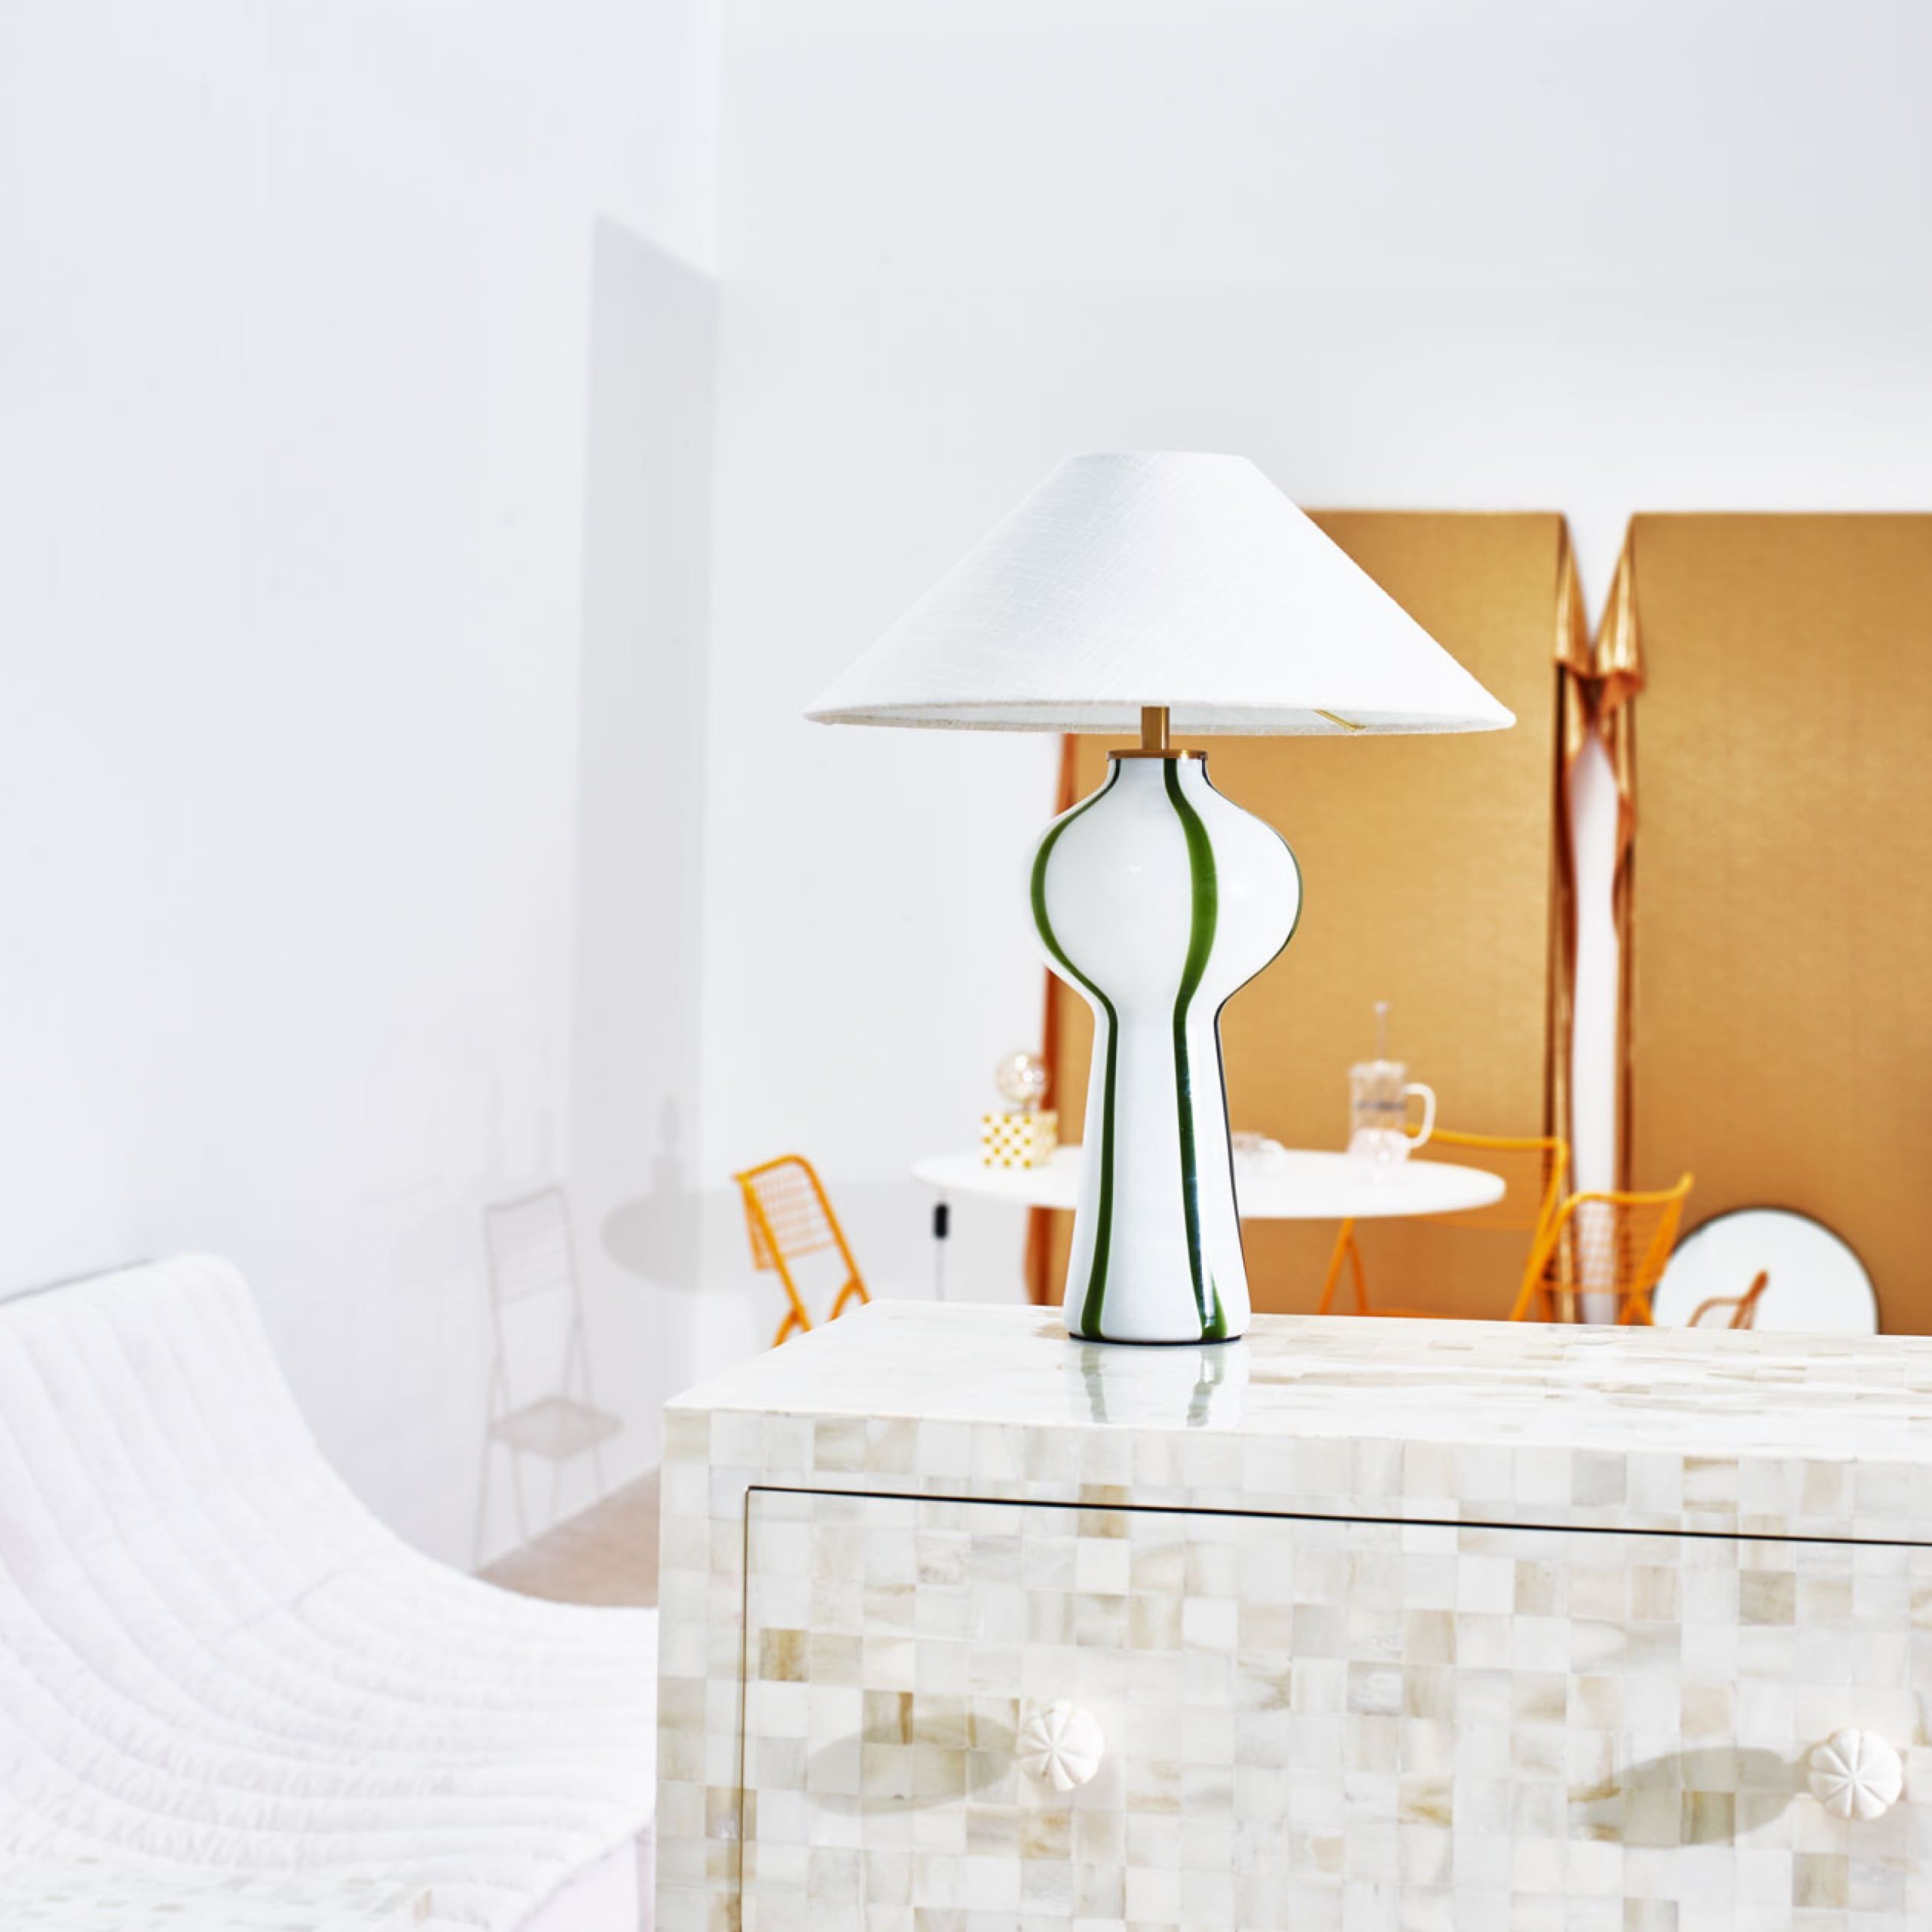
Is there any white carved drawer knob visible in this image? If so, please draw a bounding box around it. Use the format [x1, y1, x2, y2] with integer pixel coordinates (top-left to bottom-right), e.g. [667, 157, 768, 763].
[1808, 1729, 1904, 1821]
[1017, 1701, 1105, 1793]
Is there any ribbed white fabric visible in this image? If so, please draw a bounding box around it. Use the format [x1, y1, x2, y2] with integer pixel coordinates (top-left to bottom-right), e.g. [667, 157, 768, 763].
[806, 451, 1515, 735]
[0, 1255, 656, 1931]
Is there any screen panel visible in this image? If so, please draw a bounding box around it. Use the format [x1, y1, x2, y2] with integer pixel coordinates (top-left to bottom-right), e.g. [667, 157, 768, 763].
[1622, 513, 1932, 1334]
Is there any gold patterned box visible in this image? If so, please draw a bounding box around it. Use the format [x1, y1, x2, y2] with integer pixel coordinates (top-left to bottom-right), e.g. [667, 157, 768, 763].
[656, 1304, 1932, 1932]
[980, 1107, 1058, 1168]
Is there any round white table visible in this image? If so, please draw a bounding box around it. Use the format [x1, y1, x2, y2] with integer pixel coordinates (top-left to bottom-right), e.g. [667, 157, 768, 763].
[913, 1145, 1504, 1301]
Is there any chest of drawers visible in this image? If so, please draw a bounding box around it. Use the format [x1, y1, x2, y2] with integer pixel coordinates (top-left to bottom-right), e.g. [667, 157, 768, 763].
[656, 1306, 1932, 1931]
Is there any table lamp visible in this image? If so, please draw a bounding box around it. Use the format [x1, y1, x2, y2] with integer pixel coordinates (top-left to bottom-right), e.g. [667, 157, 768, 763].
[808, 452, 1513, 1345]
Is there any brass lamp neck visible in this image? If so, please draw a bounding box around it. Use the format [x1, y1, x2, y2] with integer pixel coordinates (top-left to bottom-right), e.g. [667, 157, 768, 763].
[1115, 705, 1187, 760]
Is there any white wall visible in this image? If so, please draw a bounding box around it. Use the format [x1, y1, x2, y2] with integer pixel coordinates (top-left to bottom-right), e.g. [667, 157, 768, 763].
[570, 222, 716, 1479]
[0, 0, 719, 1564]
[705, 0, 1932, 1308]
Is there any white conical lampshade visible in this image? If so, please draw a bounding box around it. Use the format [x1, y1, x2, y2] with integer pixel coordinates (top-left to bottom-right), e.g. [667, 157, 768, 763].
[807, 452, 1514, 735]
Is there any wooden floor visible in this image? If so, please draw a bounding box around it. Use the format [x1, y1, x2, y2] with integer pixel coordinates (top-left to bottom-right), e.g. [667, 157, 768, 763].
[478, 1469, 660, 1607]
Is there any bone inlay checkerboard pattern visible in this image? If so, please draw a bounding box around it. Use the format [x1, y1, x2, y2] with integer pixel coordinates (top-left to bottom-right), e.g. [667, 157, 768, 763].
[656, 1304, 1932, 1931]
[0, 1862, 430, 1929]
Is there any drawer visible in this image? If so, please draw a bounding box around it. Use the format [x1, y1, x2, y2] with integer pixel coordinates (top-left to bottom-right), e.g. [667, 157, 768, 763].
[739, 1490, 1932, 1931]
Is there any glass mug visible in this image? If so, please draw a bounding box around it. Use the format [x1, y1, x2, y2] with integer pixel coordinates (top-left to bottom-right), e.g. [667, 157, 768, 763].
[1348, 1058, 1436, 1165]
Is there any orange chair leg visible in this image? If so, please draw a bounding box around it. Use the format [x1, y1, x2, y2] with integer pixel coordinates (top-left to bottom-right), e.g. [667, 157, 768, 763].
[1346, 1230, 1369, 1313]
[1618, 1288, 1656, 1326]
[1318, 1221, 1359, 1316]
[770, 1259, 815, 1348]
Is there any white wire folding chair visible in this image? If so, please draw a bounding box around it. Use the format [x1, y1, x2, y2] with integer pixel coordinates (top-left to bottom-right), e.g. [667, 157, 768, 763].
[474, 1185, 621, 1564]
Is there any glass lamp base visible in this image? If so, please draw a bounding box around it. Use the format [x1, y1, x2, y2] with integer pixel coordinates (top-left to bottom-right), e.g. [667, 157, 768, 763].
[1031, 753, 1301, 1344]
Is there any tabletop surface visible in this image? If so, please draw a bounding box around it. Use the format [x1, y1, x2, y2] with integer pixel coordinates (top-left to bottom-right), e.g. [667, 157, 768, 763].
[670, 1299, 1932, 1469]
[913, 1145, 1505, 1219]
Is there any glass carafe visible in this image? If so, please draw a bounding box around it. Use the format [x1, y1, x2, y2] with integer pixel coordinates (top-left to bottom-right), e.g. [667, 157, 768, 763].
[1347, 1000, 1435, 1164]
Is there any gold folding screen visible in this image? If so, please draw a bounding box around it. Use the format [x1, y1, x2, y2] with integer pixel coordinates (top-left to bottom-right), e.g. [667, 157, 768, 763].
[1033, 512, 1582, 1319]
[1617, 515, 1932, 1333]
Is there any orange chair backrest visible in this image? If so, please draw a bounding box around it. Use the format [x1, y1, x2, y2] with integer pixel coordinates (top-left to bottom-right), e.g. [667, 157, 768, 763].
[734, 1154, 870, 1346]
[1424, 1129, 1569, 1243]
[738, 1156, 844, 1269]
[1688, 1268, 1770, 1331]
[1516, 1173, 1695, 1324]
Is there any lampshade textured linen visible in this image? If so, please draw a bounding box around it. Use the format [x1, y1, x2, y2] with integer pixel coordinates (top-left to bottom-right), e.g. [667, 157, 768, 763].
[1616, 513, 1932, 1334]
[1028, 512, 1573, 1318]
[808, 454, 1515, 736]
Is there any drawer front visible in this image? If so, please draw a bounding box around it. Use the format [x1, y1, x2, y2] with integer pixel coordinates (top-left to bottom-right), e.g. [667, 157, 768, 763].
[741, 1490, 1931, 1930]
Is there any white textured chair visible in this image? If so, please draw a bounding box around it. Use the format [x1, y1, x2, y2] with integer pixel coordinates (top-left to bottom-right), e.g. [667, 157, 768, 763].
[0, 1254, 657, 1931]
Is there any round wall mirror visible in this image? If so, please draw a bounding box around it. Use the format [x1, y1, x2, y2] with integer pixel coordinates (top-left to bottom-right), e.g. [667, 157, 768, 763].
[1652, 1208, 1879, 1334]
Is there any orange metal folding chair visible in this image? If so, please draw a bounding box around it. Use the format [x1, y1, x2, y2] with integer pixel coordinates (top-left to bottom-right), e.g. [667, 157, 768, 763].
[734, 1154, 872, 1347]
[1509, 1173, 1695, 1325]
[1317, 1128, 1570, 1319]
